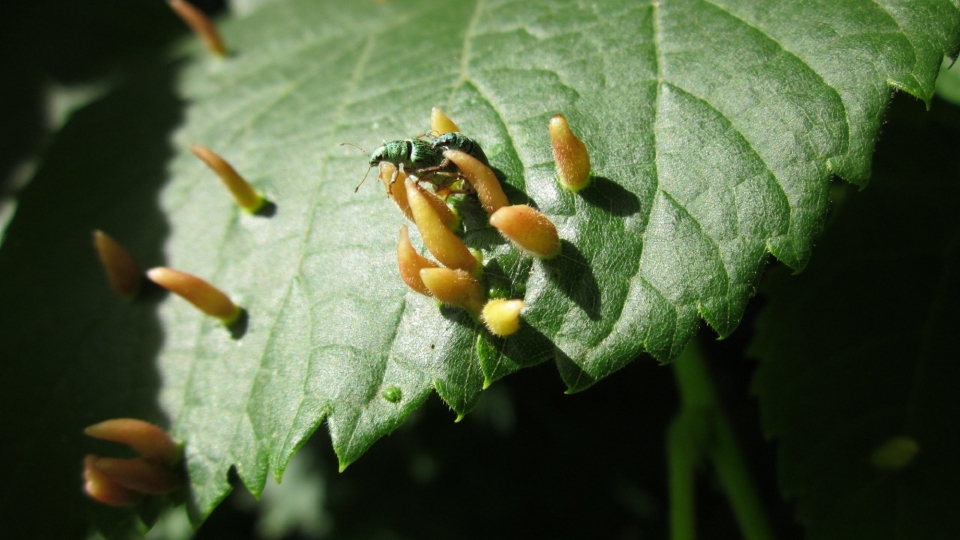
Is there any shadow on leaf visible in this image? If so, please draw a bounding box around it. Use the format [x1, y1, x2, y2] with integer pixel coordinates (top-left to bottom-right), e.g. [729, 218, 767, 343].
[544, 240, 601, 320]
[579, 176, 640, 217]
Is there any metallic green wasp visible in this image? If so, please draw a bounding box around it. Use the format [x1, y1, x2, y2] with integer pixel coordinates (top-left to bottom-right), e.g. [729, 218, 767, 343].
[342, 138, 457, 192]
[429, 132, 489, 166]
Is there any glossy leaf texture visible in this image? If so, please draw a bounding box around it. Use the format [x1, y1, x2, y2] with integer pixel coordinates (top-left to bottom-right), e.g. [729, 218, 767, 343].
[750, 100, 960, 539]
[0, 0, 958, 536]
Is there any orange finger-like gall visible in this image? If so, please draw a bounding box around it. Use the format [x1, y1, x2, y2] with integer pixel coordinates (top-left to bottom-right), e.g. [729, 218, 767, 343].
[482, 299, 525, 337]
[489, 205, 561, 259]
[420, 268, 485, 319]
[84, 418, 181, 466]
[549, 113, 592, 192]
[406, 179, 479, 274]
[379, 162, 414, 221]
[397, 225, 439, 296]
[442, 149, 508, 215]
[146, 267, 242, 324]
[167, 0, 227, 57]
[190, 144, 265, 213]
[92, 457, 180, 495]
[93, 230, 141, 300]
[83, 455, 143, 507]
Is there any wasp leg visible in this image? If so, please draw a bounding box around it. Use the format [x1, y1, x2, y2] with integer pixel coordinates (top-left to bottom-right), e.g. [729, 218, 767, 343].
[414, 157, 453, 178]
[386, 162, 404, 188]
[415, 130, 440, 140]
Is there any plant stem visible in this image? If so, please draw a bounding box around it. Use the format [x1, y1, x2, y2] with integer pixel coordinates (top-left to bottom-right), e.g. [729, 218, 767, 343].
[667, 414, 699, 540]
[670, 339, 775, 540]
[712, 412, 775, 540]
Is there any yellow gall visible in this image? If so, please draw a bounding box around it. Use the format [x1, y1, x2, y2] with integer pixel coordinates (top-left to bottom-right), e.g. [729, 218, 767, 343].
[92, 457, 180, 495]
[419, 268, 485, 319]
[167, 0, 227, 57]
[83, 455, 143, 507]
[411, 176, 460, 230]
[190, 145, 264, 213]
[549, 113, 592, 192]
[397, 225, 439, 296]
[430, 107, 460, 135]
[489, 205, 561, 259]
[871, 436, 919, 471]
[482, 299, 525, 337]
[93, 230, 141, 300]
[146, 267, 241, 324]
[405, 179, 478, 274]
[84, 418, 181, 466]
[443, 149, 508, 215]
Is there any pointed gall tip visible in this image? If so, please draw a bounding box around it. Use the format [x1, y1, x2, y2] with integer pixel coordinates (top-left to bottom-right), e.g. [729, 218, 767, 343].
[190, 144, 265, 213]
[442, 149, 508, 215]
[93, 230, 141, 300]
[93, 457, 180, 495]
[872, 436, 919, 471]
[430, 107, 460, 135]
[419, 267, 485, 319]
[489, 205, 561, 259]
[83, 455, 144, 507]
[85, 419, 181, 466]
[397, 225, 439, 296]
[482, 298, 525, 337]
[549, 113, 592, 192]
[168, 0, 227, 57]
[406, 179, 478, 274]
[482, 379, 492, 390]
[146, 267, 241, 324]
[454, 414, 466, 423]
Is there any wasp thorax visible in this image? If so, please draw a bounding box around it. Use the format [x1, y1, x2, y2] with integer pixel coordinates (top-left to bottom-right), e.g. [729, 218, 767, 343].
[419, 268, 485, 319]
[430, 107, 460, 135]
[167, 0, 227, 57]
[549, 113, 592, 192]
[482, 298, 525, 337]
[146, 267, 242, 324]
[489, 205, 561, 259]
[93, 230, 141, 300]
[442, 149, 508, 215]
[397, 225, 439, 296]
[406, 179, 479, 275]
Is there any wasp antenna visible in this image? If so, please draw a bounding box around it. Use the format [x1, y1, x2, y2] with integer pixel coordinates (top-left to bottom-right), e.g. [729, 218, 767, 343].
[339, 142, 369, 155]
[354, 166, 373, 193]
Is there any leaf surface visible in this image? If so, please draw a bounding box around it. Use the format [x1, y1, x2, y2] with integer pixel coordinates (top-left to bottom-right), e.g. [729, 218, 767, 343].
[1, 0, 958, 534]
[751, 101, 960, 539]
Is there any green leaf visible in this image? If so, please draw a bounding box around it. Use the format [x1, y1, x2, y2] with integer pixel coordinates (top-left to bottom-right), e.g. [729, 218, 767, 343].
[1, 0, 958, 535]
[750, 100, 960, 539]
[937, 57, 960, 104]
